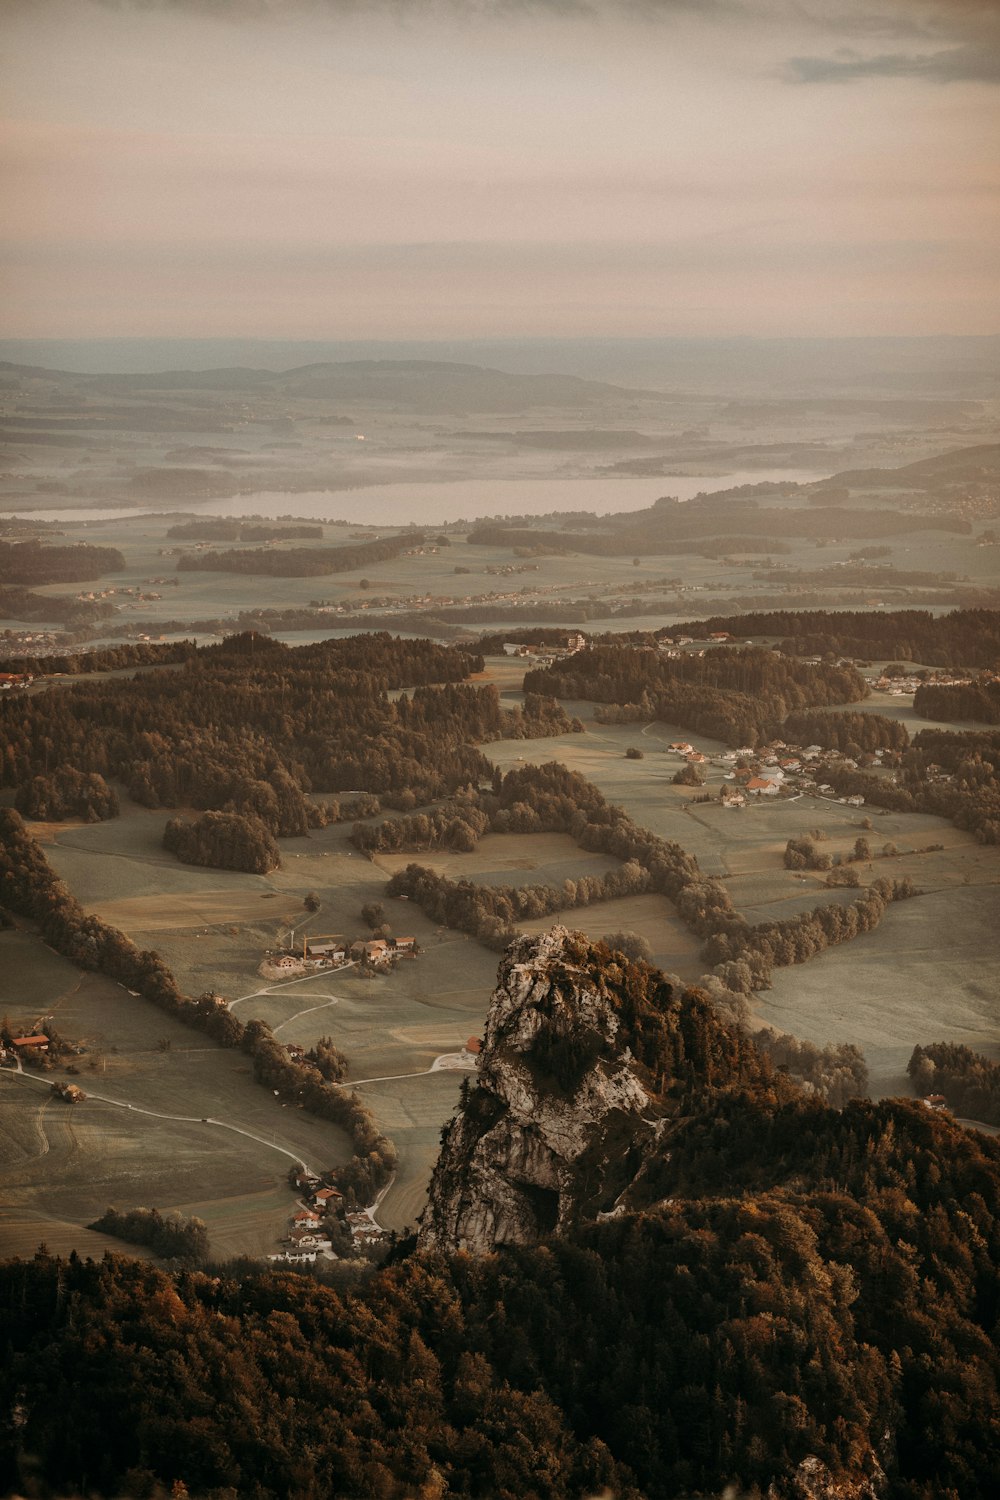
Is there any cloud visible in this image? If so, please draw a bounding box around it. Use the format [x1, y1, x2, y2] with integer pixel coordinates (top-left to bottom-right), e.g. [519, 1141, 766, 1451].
[76, 0, 733, 14]
[786, 1, 1000, 85]
[787, 43, 1000, 85]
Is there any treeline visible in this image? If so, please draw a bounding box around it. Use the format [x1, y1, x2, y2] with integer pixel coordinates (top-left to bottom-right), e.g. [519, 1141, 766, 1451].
[367, 759, 918, 990]
[667, 607, 1000, 669]
[89, 1206, 209, 1261]
[166, 520, 322, 541]
[386, 858, 654, 951]
[908, 1042, 1000, 1124]
[0, 809, 395, 1208]
[0, 807, 198, 1024]
[0, 638, 195, 676]
[352, 800, 491, 855]
[782, 708, 909, 753]
[0, 539, 125, 585]
[914, 677, 1000, 724]
[703, 878, 918, 995]
[467, 497, 967, 558]
[178, 532, 421, 577]
[238, 1020, 397, 1209]
[754, 1027, 868, 1106]
[14, 767, 119, 823]
[753, 564, 959, 589]
[525, 644, 867, 747]
[2, 1085, 997, 1498]
[163, 811, 280, 873]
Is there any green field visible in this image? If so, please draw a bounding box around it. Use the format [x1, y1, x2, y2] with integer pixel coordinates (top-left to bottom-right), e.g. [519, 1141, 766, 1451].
[753, 885, 1000, 1099]
[0, 929, 358, 1261]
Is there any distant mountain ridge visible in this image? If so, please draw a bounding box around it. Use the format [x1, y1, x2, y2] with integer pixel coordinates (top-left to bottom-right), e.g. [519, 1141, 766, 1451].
[0, 357, 656, 414]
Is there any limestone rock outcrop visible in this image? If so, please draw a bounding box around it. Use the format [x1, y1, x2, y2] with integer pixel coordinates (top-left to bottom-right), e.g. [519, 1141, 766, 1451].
[419, 926, 656, 1253]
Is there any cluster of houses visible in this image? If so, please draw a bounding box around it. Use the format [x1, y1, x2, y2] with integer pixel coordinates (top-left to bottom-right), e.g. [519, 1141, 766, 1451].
[0, 671, 33, 691]
[502, 633, 587, 659]
[263, 932, 417, 977]
[868, 668, 993, 698]
[268, 1170, 389, 1265]
[666, 738, 884, 808]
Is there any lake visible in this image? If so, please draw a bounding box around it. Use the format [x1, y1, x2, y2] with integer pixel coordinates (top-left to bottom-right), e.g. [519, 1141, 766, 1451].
[5, 468, 824, 527]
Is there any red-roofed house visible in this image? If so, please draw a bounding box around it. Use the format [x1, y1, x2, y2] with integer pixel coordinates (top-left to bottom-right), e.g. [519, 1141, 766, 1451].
[12, 1035, 49, 1053]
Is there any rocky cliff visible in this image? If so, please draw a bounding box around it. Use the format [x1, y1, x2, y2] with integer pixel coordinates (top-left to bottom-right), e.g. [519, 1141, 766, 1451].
[419, 925, 658, 1253]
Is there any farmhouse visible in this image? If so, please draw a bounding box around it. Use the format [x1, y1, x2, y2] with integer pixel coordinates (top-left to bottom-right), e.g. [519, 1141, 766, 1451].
[312, 1186, 343, 1209]
[721, 788, 746, 808]
[746, 777, 780, 796]
[349, 939, 391, 965]
[11, 1034, 49, 1054]
[304, 936, 347, 961]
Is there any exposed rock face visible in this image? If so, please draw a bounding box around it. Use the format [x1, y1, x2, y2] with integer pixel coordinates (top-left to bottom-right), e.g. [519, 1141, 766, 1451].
[419, 926, 655, 1254]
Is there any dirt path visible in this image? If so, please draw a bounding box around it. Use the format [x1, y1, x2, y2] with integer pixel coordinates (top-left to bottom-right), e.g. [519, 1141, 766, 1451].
[340, 1052, 477, 1089]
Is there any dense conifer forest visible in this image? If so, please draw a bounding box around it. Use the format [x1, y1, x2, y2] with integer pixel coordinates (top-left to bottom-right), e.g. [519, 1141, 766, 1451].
[661, 607, 1000, 669]
[908, 1043, 1000, 1125]
[1, 1040, 997, 1498]
[0, 633, 582, 869]
[0, 538, 125, 584]
[523, 644, 866, 746]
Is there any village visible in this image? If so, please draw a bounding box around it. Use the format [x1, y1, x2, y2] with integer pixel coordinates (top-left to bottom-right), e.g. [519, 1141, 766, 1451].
[665, 736, 881, 808]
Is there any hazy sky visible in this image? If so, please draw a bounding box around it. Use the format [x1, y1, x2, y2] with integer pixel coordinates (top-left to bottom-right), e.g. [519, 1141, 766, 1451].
[3, 0, 998, 340]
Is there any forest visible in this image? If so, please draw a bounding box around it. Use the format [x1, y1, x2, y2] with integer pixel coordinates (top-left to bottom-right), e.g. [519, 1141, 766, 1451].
[0, 585, 115, 631]
[908, 1043, 1000, 1125]
[1, 1063, 996, 1498]
[88, 1206, 210, 1261]
[0, 632, 500, 867]
[166, 519, 323, 541]
[0, 631, 581, 871]
[660, 607, 1000, 669]
[912, 677, 1000, 724]
[0, 538, 125, 585]
[523, 643, 867, 746]
[177, 532, 422, 577]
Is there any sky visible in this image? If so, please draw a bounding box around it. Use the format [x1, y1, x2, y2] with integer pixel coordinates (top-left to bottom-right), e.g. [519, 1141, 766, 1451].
[2, 0, 998, 340]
